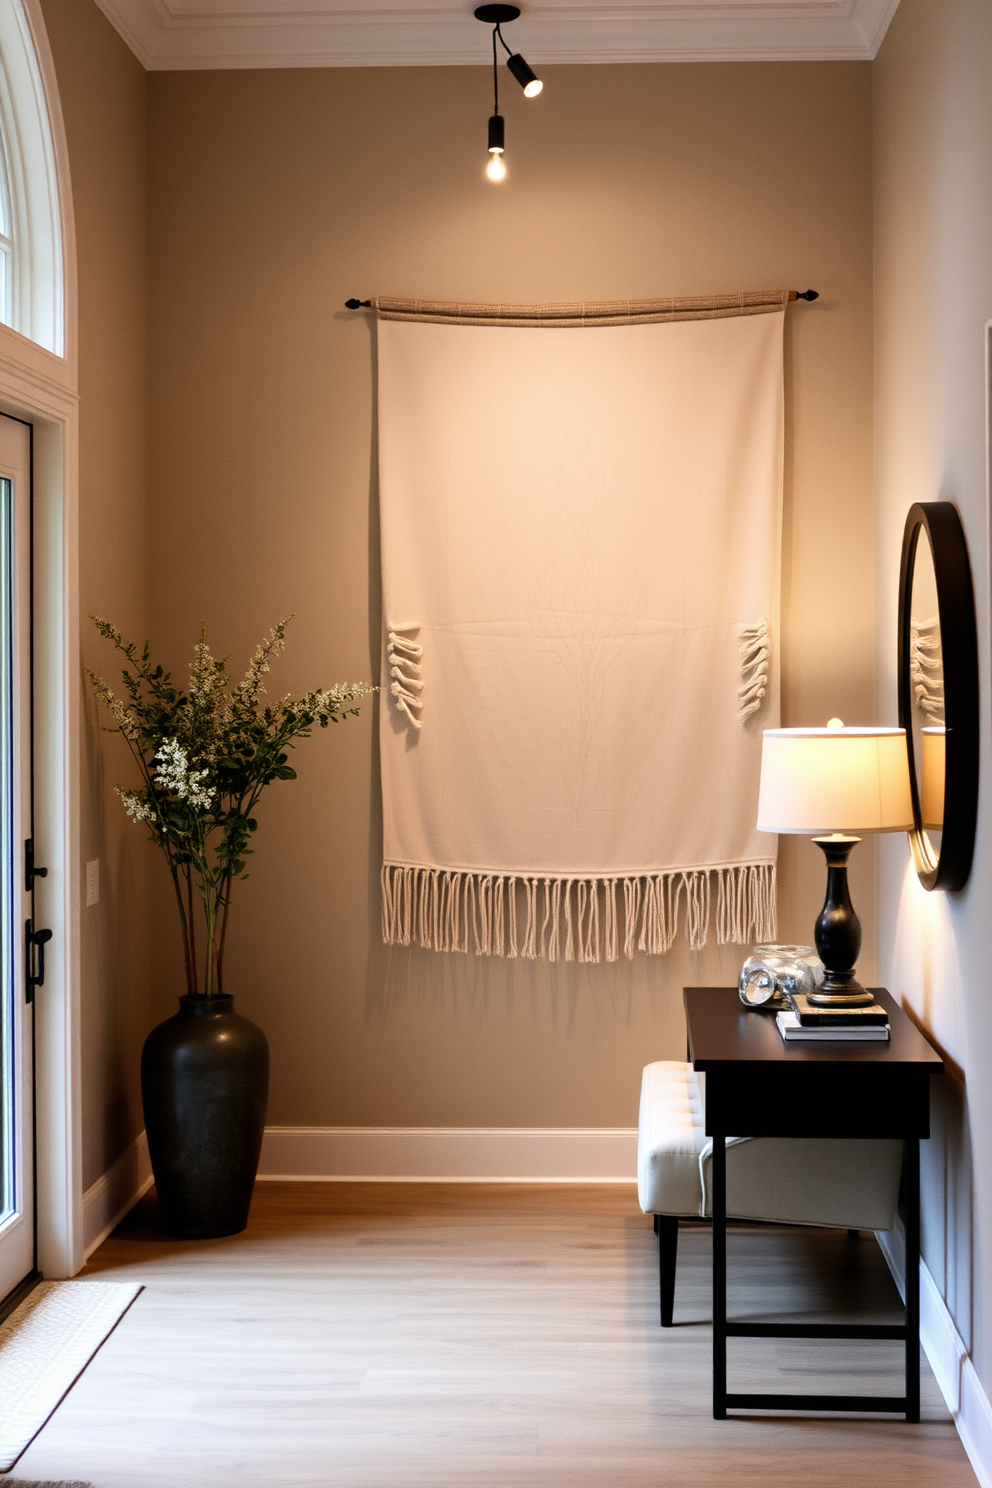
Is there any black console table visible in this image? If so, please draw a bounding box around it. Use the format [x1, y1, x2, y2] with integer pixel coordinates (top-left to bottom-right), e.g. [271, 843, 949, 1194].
[683, 986, 944, 1421]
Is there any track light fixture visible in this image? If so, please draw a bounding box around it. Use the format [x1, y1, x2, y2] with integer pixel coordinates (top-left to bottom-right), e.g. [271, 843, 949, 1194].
[474, 4, 543, 182]
[506, 51, 542, 97]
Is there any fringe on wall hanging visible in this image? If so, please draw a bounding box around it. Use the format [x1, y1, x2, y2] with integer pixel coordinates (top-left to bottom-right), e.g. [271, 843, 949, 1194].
[381, 863, 777, 962]
[910, 616, 944, 723]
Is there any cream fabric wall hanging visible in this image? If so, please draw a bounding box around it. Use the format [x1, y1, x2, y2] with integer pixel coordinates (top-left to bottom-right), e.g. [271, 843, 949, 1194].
[376, 293, 784, 961]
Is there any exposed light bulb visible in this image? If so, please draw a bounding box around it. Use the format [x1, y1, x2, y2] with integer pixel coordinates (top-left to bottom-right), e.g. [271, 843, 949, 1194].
[487, 113, 505, 179]
[523, 79, 543, 98]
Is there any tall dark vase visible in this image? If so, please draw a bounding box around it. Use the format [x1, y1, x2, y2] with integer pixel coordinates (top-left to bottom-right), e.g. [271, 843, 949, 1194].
[141, 994, 269, 1239]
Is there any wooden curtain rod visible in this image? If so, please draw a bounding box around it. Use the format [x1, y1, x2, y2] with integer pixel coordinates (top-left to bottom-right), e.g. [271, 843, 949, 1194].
[344, 290, 819, 310]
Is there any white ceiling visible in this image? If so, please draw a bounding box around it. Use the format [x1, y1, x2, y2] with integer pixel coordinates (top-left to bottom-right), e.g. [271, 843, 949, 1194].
[92, 0, 901, 71]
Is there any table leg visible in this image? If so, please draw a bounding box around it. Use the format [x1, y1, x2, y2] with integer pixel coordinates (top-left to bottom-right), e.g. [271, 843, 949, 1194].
[712, 1132, 727, 1419]
[905, 1138, 921, 1423]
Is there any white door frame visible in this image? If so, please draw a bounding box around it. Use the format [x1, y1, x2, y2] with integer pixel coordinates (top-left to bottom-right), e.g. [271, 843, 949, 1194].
[0, 413, 35, 1298]
[0, 0, 80, 1279]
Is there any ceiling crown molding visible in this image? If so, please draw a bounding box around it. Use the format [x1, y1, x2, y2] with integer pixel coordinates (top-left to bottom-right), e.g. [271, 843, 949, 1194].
[91, 0, 901, 71]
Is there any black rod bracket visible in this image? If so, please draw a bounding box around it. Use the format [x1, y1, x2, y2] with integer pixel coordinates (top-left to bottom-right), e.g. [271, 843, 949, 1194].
[344, 299, 372, 309]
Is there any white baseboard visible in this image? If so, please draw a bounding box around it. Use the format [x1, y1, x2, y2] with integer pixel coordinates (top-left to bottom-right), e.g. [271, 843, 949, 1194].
[79, 1127, 636, 1263]
[877, 1221, 992, 1488]
[82, 1129, 153, 1260]
[258, 1126, 638, 1183]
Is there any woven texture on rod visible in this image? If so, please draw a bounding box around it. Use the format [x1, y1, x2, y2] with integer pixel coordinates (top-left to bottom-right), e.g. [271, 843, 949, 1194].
[372, 289, 790, 327]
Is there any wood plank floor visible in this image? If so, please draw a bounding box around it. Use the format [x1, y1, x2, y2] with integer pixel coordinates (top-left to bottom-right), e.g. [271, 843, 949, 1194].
[14, 1183, 977, 1487]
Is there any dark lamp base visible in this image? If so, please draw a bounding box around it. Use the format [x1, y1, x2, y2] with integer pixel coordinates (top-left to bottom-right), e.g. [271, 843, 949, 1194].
[810, 835, 874, 1006]
[808, 974, 874, 1008]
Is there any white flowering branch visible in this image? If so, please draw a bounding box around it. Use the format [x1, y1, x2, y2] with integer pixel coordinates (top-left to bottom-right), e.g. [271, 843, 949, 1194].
[89, 617, 375, 999]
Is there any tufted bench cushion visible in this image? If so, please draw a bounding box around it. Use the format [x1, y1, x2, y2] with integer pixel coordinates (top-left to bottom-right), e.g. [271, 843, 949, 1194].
[637, 1059, 903, 1231]
[637, 1061, 709, 1217]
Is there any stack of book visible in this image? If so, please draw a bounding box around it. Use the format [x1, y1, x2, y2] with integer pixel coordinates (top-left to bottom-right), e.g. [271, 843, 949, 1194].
[775, 992, 890, 1043]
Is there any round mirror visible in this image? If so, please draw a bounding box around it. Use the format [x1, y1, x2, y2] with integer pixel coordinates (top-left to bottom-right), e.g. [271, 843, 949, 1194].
[898, 503, 978, 891]
[908, 530, 943, 856]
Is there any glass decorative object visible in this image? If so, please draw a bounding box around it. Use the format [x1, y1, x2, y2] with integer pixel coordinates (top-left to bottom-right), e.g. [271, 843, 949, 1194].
[738, 944, 825, 1009]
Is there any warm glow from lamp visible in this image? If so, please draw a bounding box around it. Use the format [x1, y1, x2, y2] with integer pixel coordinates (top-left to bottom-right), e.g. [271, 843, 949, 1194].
[757, 722, 914, 1006]
[757, 725, 914, 835]
[921, 726, 945, 829]
[486, 112, 506, 181]
[523, 78, 543, 97]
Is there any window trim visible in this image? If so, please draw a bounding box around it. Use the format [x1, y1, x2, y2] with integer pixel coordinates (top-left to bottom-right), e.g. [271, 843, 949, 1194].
[0, 0, 79, 1279]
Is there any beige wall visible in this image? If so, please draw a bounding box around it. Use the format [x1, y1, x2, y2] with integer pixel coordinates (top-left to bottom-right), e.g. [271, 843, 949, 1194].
[40, 0, 151, 1189]
[874, 0, 992, 1394]
[145, 61, 875, 1128]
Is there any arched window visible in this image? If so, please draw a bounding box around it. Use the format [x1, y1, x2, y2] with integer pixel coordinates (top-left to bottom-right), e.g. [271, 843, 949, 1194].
[0, 134, 12, 325]
[0, 0, 64, 355]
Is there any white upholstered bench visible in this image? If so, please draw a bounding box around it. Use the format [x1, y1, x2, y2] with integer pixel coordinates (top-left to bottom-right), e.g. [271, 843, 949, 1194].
[637, 1060, 904, 1325]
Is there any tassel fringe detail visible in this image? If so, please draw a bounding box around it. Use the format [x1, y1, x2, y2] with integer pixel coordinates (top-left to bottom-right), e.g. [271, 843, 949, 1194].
[381, 863, 776, 961]
[737, 617, 771, 723]
[387, 620, 424, 730]
[910, 616, 944, 723]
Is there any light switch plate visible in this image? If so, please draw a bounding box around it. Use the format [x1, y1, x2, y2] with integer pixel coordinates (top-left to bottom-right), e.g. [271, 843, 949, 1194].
[85, 858, 99, 907]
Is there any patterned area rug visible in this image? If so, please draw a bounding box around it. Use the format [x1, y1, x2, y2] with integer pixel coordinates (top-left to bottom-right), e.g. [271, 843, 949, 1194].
[0, 1281, 141, 1470]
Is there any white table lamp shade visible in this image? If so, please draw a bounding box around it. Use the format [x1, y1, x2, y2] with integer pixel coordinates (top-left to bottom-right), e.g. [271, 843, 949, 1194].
[757, 727, 914, 835]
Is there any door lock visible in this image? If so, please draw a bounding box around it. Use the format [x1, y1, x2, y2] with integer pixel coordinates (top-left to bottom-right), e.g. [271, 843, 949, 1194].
[25, 838, 47, 891]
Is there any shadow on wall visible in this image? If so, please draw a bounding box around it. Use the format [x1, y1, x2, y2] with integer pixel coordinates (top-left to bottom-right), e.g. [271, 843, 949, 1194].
[890, 852, 974, 1354]
[80, 682, 150, 1182]
[365, 898, 747, 1031]
[922, 1065, 974, 1354]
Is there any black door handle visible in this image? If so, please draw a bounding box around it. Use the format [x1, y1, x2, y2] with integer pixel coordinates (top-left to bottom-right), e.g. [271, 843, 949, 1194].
[25, 920, 53, 1002]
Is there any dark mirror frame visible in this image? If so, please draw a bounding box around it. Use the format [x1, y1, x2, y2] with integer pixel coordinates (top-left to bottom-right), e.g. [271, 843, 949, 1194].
[898, 501, 979, 892]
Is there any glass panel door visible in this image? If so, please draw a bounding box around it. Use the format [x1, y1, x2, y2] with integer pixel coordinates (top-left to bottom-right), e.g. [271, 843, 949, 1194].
[0, 413, 32, 1302]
